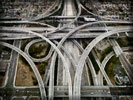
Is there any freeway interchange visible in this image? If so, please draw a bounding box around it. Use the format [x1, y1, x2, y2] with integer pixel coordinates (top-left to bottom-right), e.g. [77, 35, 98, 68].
[0, 0, 133, 100]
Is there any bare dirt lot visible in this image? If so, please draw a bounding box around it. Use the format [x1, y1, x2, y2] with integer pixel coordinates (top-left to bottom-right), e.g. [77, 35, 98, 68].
[15, 56, 37, 86]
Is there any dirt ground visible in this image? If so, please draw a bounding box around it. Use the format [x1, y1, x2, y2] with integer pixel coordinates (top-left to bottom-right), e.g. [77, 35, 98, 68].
[15, 57, 36, 86]
[0, 75, 4, 86]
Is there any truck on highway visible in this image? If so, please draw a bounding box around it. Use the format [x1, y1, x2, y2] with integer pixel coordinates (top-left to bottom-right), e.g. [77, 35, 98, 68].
[83, 17, 96, 22]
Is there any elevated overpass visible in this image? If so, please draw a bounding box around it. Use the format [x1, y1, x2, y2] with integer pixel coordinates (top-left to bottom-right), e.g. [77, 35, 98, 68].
[0, 0, 132, 100]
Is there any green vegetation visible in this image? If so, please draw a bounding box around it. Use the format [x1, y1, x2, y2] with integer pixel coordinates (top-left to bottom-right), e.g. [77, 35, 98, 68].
[103, 78, 107, 85]
[0, 73, 5, 86]
[130, 60, 133, 64]
[73, 0, 79, 13]
[20, 40, 33, 65]
[105, 56, 121, 84]
[21, 40, 31, 51]
[0, 48, 2, 54]
[19, 55, 29, 65]
[127, 37, 133, 45]
[45, 44, 51, 57]
[32, 76, 38, 85]
[0, 40, 12, 52]
[29, 43, 46, 58]
[33, 80, 38, 85]
[20, 39, 32, 64]
[117, 38, 129, 47]
[89, 52, 99, 74]
[82, 39, 88, 49]
[82, 39, 92, 49]
[117, 37, 133, 47]
[29, 43, 51, 59]
[45, 19, 59, 27]
[106, 23, 132, 26]
[100, 46, 113, 62]
[54, 56, 58, 84]
[37, 62, 48, 75]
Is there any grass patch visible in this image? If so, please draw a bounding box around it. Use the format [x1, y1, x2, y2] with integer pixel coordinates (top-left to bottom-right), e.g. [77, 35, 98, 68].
[100, 46, 113, 62]
[29, 43, 51, 59]
[21, 40, 31, 51]
[29, 43, 46, 58]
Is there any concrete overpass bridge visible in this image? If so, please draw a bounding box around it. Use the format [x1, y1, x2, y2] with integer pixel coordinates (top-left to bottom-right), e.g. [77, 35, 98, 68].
[0, 0, 133, 100]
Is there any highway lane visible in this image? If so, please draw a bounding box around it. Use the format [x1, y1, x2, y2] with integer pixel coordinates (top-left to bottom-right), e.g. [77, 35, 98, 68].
[0, 26, 131, 34]
[0, 86, 133, 98]
[110, 40, 123, 57]
[62, 0, 77, 85]
[0, 20, 131, 31]
[101, 52, 115, 68]
[122, 47, 133, 51]
[125, 52, 133, 56]
[0, 27, 55, 32]
[0, 21, 56, 28]
[53, 21, 132, 44]
[0, 87, 40, 98]
[1, 31, 133, 40]
[48, 51, 57, 100]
